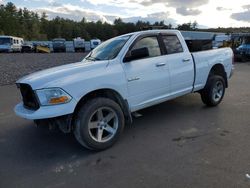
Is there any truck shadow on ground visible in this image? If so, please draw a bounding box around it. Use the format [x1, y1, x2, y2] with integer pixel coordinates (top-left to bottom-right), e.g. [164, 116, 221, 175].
[1, 122, 93, 163]
[2, 93, 223, 167]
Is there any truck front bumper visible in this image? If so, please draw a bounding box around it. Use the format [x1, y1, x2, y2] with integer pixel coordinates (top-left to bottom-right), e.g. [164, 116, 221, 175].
[14, 99, 77, 120]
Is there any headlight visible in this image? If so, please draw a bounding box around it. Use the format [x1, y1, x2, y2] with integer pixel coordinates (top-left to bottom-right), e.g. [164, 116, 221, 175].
[35, 88, 72, 106]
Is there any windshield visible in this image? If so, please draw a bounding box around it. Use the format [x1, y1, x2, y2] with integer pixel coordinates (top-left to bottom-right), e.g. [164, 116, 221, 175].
[86, 35, 131, 61]
[0, 38, 11, 45]
[242, 37, 250, 45]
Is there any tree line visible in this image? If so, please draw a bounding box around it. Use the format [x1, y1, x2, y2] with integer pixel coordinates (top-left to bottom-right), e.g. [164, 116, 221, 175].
[0, 2, 250, 41]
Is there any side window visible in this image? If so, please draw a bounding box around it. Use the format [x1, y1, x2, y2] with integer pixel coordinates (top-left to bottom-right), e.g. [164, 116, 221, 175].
[132, 36, 161, 58]
[162, 35, 183, 54]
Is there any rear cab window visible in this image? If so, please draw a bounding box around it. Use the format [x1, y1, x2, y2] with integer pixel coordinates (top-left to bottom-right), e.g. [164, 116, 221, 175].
[162, 35, 183, 54]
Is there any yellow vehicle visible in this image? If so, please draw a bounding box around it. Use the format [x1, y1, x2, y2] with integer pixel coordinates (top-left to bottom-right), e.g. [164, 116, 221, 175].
[34, 43, 50, 53]
[36, 45, 50, 53]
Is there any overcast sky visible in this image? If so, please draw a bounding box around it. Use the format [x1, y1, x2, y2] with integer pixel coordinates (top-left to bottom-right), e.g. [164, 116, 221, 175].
[2, 0, 250, 28]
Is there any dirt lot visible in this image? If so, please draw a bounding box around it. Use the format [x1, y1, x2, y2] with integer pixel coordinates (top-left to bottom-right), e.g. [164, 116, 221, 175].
[1, 53, 250, 188]
[0, 53, 86, 85]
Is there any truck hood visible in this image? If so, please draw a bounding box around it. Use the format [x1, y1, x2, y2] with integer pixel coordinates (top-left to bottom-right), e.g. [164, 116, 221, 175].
[17, 60, 109, 89]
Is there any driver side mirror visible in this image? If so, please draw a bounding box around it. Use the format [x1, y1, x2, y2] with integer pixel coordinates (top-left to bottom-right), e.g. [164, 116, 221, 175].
[124, 47, 149, 62]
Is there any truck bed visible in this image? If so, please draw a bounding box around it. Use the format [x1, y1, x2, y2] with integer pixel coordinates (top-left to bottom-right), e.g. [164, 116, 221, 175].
[192, 47, 233, 92]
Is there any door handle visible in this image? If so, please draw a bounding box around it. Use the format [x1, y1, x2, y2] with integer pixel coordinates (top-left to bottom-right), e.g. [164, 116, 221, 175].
[156, 63, 166, 67]
[128, 77, 140, 82]
[182, 58, 191, 62]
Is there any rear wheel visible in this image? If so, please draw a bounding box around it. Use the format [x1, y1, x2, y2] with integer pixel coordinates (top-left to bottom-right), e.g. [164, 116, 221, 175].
[74, 97, 125, 150]
[200, 75, 225, 106]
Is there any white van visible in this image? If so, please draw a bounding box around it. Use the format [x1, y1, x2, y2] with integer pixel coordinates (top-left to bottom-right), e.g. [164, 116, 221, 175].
[90, 39, 101, 50]
[0, 36, 24, 52]
[73, 37, 85, 52]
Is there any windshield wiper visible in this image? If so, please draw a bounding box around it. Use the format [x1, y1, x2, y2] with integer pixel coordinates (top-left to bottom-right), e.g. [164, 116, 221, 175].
[85, 56, 101, 61]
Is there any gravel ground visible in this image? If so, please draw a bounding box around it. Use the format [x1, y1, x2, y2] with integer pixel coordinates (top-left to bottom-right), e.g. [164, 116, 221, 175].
[0, 53, 87, 86]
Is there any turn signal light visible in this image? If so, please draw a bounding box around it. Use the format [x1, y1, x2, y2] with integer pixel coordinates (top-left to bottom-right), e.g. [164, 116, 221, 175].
[49, 96, 69, 104]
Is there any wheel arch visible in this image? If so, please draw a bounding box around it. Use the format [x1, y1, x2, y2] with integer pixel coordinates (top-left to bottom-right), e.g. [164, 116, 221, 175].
[208, 63, 228, 88]
[72, 88, 132, 127]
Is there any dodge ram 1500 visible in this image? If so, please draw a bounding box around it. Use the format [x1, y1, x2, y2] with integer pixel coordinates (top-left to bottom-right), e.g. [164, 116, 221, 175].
[14, 30, 234, 150]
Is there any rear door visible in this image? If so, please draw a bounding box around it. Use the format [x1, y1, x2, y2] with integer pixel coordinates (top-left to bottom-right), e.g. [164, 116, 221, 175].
[161, 34, 194, 96]
[122, 35, 171, 111]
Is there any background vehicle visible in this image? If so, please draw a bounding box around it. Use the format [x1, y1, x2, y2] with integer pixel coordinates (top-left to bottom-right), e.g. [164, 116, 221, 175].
[0, 35, 23, 52]
[90, 38, 101, 50]
[21, 42, 34, 53]
[234, 35, 250, 62]
[14, 30, 233, 151]
[52, 38, 66, 52]
[73, 37, 85, 52]
[213, 34, 231, 48]
[33, 42, 50, 53]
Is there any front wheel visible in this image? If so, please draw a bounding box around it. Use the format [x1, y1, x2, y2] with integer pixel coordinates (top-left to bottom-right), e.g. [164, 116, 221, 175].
[200, 75, 225, 106]
[74, 97, 125, 150]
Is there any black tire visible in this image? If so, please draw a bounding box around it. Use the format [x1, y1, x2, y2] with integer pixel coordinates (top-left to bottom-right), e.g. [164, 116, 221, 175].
[200, 75, 225, 106]
[73, 97, 125, 150]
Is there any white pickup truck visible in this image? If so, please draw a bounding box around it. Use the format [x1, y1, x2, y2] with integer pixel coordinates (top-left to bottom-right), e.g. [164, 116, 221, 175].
[14, 30, 234, 150]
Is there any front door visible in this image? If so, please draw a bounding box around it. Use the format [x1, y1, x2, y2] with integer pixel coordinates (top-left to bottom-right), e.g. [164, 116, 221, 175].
[122, 35, 171, 111]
